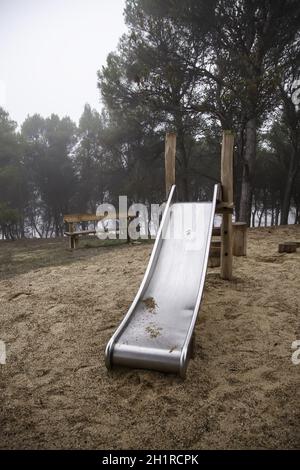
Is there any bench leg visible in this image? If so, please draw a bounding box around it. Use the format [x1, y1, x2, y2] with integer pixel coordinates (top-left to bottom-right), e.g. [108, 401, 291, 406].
[69, 235, 79, 250]
[74, 236, 79, 249]
[69, 235, 74, 250]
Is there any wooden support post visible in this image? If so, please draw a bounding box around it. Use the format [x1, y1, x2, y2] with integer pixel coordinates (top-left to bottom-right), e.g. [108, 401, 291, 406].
[209, 245, 221, 268]
[165, 132, 176, 198]
[210, 245, 221, 256]
[233, 222, 247, 256]
[212, 227, 221, 237]
[74, 235, 79, 250]
[211, 240, 221, 249]
[208, 257, 221, 268]
[68, 222, 74, 250]
[220, 131, 234, 280]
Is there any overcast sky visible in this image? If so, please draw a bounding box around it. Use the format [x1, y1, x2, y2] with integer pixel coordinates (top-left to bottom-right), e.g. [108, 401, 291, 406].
[0, 0, 126, 126]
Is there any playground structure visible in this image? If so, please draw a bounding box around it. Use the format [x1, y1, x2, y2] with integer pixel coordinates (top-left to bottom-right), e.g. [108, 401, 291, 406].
[105, 131, 248, 377]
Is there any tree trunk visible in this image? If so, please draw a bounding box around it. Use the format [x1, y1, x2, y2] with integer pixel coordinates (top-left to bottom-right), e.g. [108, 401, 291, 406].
[271, 197, 275, 226]
[258, 209, 263, 227]
[263, 190, 268, 227]
[234, 125, 246, 221]
[280, 161, 297, 225]
[275, 205, 280, 226]
[177, 129, 189, 201]
[264, 209, 268, 227]
[251, 210, 256, 227]
[294, 205, 299, 224]
[251, 193, 257, 227]
[238, 118, 257, 225]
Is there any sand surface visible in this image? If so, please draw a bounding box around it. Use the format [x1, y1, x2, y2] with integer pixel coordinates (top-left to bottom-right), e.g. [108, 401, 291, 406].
[0, 226, 299, 449]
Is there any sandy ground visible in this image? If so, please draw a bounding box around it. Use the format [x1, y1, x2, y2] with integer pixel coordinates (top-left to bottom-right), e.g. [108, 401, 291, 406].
[0, 226, 299, 450]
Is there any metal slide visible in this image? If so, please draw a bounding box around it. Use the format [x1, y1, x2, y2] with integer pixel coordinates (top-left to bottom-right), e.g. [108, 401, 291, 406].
[105, 184, 219, 378]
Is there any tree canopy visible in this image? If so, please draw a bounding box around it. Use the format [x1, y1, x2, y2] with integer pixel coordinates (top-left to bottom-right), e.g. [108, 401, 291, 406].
[0, 0, 300, 239]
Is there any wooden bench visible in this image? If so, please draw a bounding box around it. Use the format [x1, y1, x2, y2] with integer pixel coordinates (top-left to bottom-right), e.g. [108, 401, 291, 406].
[64, 214, 102, 249]
[64, 229, 97, 249]
[63, 213, 138, 250]
[278, 241, 300, 253]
